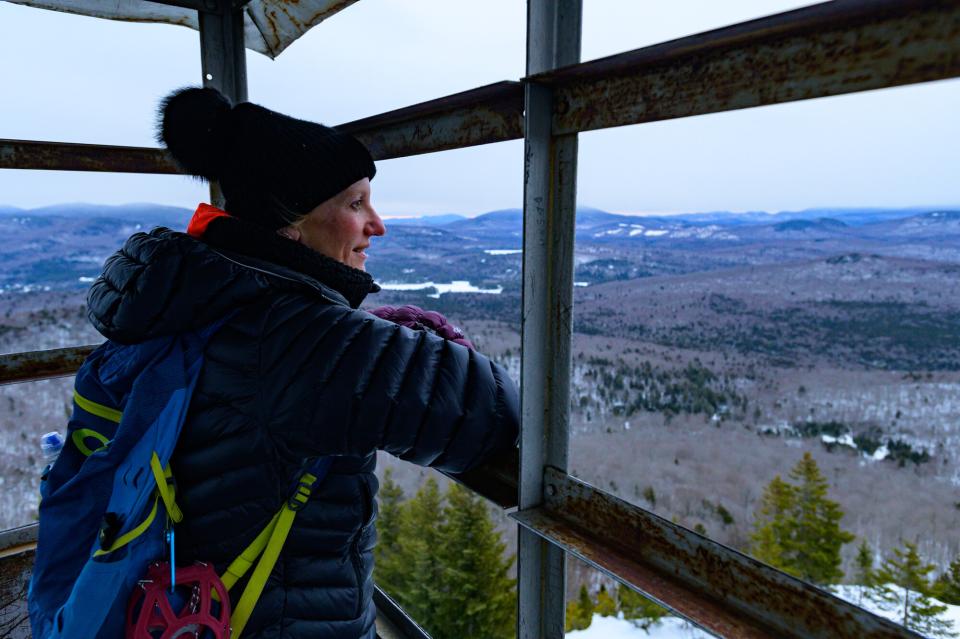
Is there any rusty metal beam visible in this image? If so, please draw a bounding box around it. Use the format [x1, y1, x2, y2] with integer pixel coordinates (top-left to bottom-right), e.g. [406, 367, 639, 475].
[0, 83, 523, 174]
[0, 140, 178, 174]
[338, 82, 524, 160]
[512, 467, 921, 639]
[0, 345, 96, 386]
[531, 0, 960, 134]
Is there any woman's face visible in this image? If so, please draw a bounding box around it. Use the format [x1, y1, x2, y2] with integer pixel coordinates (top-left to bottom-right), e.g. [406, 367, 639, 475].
[283, 178, 385, 271]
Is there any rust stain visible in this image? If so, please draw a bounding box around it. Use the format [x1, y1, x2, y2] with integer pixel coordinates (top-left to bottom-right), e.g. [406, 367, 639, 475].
[547, 2, 960, 135]
[0, 345, 96, 385]
[525, 469, 921, 639]
[0, 140, 178, 175]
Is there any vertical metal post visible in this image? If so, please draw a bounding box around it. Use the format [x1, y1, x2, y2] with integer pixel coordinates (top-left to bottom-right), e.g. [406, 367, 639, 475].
[518, 2, 582, 638]
[198, 0, 247, 205]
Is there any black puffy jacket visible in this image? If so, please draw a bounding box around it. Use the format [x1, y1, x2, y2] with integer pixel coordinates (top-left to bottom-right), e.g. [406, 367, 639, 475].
[87, 225, 520, 639]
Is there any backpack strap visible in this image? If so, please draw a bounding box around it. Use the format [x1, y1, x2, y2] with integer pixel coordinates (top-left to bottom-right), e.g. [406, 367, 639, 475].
[149, 453, 183, 523]
[225, 457, 333, 639]
[73, 387, 332, 639]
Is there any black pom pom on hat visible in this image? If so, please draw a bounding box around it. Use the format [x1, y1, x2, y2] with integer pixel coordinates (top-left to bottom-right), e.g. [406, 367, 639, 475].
[157, 87, 232, 180]
[156, 86, 376, 231]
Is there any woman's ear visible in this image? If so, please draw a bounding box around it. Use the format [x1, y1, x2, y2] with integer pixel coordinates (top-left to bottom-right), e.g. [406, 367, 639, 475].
[277, 226, 302, 242]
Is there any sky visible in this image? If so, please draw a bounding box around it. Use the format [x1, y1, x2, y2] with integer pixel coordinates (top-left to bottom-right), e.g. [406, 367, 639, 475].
[1, 0, 958, 217]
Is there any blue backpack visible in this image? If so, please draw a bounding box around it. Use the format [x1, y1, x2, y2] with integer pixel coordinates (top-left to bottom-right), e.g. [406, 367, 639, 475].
[28, 318, 330, 639]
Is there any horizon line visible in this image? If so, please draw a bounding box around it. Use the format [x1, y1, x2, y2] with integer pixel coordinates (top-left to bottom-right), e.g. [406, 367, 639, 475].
[3, 202, 959, 219]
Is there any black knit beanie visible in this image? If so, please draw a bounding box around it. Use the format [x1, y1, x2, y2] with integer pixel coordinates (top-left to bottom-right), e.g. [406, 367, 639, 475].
[157, 87, 376, 230]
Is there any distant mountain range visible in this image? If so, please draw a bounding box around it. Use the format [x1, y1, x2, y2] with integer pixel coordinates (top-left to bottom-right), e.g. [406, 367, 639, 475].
[0, 203, 957, 292]
[3, 204, 954, 228]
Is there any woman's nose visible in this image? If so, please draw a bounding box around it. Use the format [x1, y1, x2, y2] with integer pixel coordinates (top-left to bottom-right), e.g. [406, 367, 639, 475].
[368, 209, 386, 237]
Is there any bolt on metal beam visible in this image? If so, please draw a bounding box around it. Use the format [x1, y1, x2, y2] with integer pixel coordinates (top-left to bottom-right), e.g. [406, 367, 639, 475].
[518, 2, 582, 638]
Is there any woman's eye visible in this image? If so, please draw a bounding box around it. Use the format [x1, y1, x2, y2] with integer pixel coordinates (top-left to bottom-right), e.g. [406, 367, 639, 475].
[350, 199, 363, 211]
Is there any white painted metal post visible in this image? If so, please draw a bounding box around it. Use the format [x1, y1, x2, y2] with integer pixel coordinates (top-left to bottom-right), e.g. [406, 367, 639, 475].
[518, 2, 582, 638]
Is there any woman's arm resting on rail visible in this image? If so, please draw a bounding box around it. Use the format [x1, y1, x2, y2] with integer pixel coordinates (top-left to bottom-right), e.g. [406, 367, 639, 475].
[260, 299, 519, 473]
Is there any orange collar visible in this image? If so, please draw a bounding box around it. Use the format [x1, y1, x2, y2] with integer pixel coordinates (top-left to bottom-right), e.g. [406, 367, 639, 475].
[187, 203, 231, 238]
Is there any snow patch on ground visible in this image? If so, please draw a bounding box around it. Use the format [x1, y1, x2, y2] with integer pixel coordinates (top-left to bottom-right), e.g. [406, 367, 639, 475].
[833, 584, 960, 634]
[565, 588, 960, 638]
[566, 614, 711, 638]
[821, 433, 857, 449]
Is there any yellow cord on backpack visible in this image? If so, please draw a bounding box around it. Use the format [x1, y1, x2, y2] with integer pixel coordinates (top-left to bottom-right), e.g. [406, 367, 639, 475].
[150, 453, 183, 523]
[228, 471, 317, 639]
[73, 389, 319, 639]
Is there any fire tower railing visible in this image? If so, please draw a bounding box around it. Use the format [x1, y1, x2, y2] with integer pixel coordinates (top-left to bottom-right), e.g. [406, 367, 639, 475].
[1, 1, 959, 638]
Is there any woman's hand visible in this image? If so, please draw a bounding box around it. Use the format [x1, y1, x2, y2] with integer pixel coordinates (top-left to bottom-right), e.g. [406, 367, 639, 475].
[369, 305, 474, 350]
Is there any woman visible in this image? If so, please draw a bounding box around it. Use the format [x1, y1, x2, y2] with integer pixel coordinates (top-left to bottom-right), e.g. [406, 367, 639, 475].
[87, 87, 520, 639]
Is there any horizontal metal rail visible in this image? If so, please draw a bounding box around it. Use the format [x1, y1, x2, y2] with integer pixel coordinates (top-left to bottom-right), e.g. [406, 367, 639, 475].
[511, 467, 920, 639]
[338, 81, 523, 160]
[531, 0, 960, 134]
[0, 345, 97, 385]
[0, 139, 179, 174]
[373, 587, 434, 639]
[0, 82, 523, 174]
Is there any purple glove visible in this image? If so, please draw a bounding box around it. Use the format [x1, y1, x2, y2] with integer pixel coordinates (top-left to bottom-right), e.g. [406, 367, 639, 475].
[369, 305, 475, 350]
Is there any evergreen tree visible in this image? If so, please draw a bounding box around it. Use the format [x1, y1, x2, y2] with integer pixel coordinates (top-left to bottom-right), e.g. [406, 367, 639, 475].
[934, 557, 960, 606]
[434, 483, 515, 639]
[565, 585, 595, 632]
[374, 476, 517, 639]
[385, 477, 445, 626]
[874, 541, 957, 638]
[617, 584, 668, 630]
[595, 584, 617, 617]
[749, 475, 795, 571]
[374, 468, 405, 597]
[787, 452, 855, 584]
[854, 539, 876, 606]
[749, 454, 854, 585]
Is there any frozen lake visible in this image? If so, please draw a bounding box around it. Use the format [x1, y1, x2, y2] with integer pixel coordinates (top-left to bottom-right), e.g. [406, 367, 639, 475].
[378, 280, 504, 298]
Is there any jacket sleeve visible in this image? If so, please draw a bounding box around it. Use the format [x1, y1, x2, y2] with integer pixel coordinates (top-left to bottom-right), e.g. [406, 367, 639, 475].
[259, 296, 519, 474]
